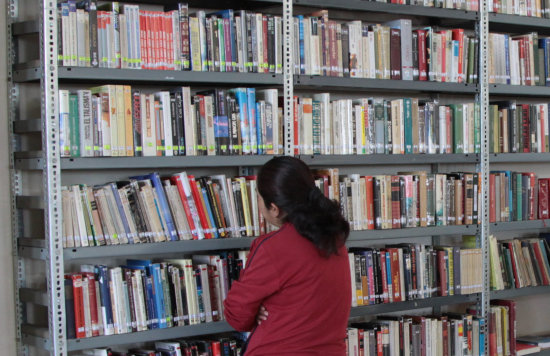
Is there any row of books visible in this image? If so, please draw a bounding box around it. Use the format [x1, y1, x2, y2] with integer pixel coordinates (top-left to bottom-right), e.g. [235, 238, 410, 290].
[489, 0, 550, 18]
[489, 235, 550, 290]
[79, 338, 243, 356]
[348, 242, 483, 307]
[488, 171, 548, 223]
[488, 32, 550, 86]
[59, 86, 282, 158]
[489, 101, 550, 154]
[364, 0, 479, 10]
[61, 172, 273, 248]
[489, 299, 517, 356]
[294, 14, 478, 83]
[294, 95, 480, 155]
[65, 253, 248, 339]
[58, 2, 283, 73]
[346, 313, 485, 356]
[317, 170, 482, 230]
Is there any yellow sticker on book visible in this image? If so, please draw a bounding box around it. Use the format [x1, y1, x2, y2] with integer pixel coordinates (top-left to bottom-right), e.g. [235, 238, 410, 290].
[104, 145, 111, 150]
[147, 143, 153, 147]
[135, 147, 143, 152]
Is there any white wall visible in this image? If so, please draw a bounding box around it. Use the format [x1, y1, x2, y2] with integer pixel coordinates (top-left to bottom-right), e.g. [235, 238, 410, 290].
[1, 0, 17, 354]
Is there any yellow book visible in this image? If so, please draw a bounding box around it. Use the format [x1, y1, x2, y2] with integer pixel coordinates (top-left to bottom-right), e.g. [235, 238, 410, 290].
[123, 85, 134, 156]
[237, 177, 253, 237]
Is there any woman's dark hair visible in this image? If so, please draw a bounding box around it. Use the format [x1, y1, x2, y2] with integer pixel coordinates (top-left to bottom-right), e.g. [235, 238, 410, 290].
[257, 156, 349, 256]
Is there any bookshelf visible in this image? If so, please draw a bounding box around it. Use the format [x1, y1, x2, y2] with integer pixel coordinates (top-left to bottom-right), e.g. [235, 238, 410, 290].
[15, 0, 545, 354]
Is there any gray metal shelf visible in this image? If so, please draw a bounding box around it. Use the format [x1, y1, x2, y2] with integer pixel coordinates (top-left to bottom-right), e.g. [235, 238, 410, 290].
[489, 84, 550, 96]
[489, 13, 550, 32]
[347, 225, 478, 245]
[490, 220, 550, 232]
[295, 76, 479, 93]
[300, 154, 479, 166]
[15, 155, 275, 171]
[64, 238, 254, 260]
[534, 349, 550, 356]
[349, 293, 480, 318]
[490, 153, 550, 163]
[14, 66, 284, 85]
[12, 20, 38, 35]
[490, 286, 550, 299]
[14, 154, 479, 171]
[64, 225, 476, 260]
[293, 0, 478, 20]
[65, 294, 479, 351]
[67, 321, 234, 351]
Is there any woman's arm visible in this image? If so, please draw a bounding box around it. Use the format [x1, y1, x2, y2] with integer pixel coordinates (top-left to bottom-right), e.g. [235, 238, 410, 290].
[223, 240, 280, 331]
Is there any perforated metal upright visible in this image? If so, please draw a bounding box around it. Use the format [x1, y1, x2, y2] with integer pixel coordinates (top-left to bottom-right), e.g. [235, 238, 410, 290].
[477, 0, 491, 350]
[283, 0, 294, 156]
[9, 0, 66, 355]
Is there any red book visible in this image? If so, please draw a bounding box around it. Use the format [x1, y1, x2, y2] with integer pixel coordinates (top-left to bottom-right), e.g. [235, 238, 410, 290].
[451, 29, 465, 83]
[358, 328, 365, 356]
[328, 21, 338, 77]
[391, 176, 401, 229]
[390, 28, 402, 80]
[489, 173, 496, 222]
[445, 106, 453, 153]
[66, 274, 86, 339]
[493, 300, 517, 356]
[539, 178, 549, 219]
[516, 342, 541, 354]
[441, 318, 449, 356]
[365, 176, 375, 230]
[531, 241, 550, 285]
[416, 29, 428, 81]
[439, 30, 447, 82]
[523, 172, 536, 220]
[188, 175, 214, 239]
[211, 341, 222, 356]
[377, 330, 383, 356]
[171, 173, 201, 239]
[489, 309, 497, 356]
[388, 248, 402, 302]
[81, 272, 100, 337]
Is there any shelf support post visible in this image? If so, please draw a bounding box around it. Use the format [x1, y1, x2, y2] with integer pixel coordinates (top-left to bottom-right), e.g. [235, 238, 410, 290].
[283, 0, 294, 156]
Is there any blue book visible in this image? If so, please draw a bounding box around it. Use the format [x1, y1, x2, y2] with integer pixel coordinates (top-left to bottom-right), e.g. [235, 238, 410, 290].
[107, 182, 133, 244]
[200, 183, 220, 238]
[230, 88, 250, 154]
[478, 317, 486, 356]
[541, 38, 550, 86]
[95, 265, 115, 335]
[404, 98, 413, 154]
[126, 260, 167, 329]
[297, 15, 305, 74]
[256, 102, 264, 155]
[385, 251, 392, 301]
[246, 88, 258, 154]
[129, 173, 178, 241]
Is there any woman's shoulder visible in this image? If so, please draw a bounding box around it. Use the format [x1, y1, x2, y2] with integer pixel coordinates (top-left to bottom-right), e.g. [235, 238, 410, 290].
[251, 223, 294, 250]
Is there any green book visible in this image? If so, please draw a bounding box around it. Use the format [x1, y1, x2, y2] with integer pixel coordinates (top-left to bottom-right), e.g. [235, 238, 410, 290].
[69, 93, 80, 157]
[312, 101, 321, 155]
[474, 103, 481, 153]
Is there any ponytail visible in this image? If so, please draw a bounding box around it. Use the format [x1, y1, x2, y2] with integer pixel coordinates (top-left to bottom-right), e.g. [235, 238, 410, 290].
[257, 157, 349, 256]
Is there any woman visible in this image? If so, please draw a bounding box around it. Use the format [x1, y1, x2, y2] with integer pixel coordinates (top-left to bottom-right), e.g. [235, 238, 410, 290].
[223, 156, 352, 355]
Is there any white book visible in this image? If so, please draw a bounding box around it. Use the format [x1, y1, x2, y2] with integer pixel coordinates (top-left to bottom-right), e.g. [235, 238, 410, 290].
[171, 10, 181, 71]
[313, 93, 331, 154]
[347, 328, 359, 356]
[367, 29, 376, 79]
[203, 95, 216, 156]
[155, 341, 183, 356]
[438, 105, 447, 154]
[301, 97, 313, 155]
[309, 17, 320, 75]
[155, 91, 173, 156]
[140, 93, 156, 157]
[348, 253, 357, 307]
[77, 91, 94, 157]
[303, 17, 311, 75]
[71, 185, 89, 247]
[131, 269, 148, 331]
[248, 179, 260, 236]
[276, 16, 283, 74]
[119, 13, 129, 69]
[349, 21, 363, 78]
[68, 1, 78, 66]
[115, 85, 126, 156]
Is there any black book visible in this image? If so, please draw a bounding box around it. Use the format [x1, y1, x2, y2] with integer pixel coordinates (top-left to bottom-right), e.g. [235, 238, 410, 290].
[412, 31, 419, 81]
[131, 89, 143, 157]
[86, 0, 99, 68]
[64, 278, 76, 339]
[169, 92, 180, 156]
[341, 23, 350, 78]
[267, 15, 275, 73]
[170, 88, 186, 156]
[373, 177, 382, 230]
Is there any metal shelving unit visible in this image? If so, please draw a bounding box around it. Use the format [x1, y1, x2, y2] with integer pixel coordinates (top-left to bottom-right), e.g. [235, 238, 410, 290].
[17, 0, 550, 354]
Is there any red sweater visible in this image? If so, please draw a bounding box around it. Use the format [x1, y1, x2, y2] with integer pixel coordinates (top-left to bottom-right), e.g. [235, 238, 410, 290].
[224, 223, 351, 355]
